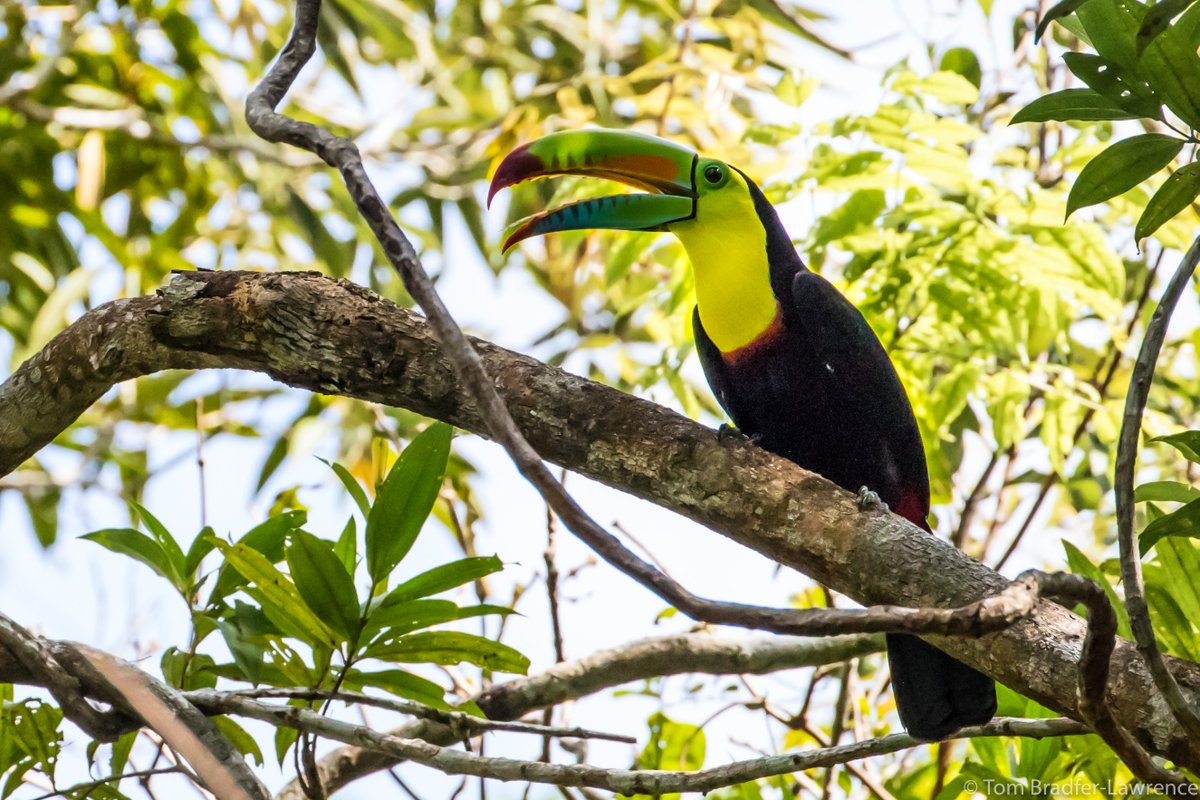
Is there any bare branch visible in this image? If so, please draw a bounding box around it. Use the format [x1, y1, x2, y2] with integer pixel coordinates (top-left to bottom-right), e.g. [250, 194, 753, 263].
[208, 689, 636, 744]
[1115, 235, 1200, 743]
[214, 692, 1089, 795]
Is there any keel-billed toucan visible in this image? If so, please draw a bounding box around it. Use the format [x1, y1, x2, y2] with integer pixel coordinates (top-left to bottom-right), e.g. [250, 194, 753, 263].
[488, 129, 996, 740]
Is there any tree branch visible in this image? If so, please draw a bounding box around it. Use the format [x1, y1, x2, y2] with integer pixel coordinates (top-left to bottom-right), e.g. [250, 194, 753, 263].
[1115, 235, 1200, 743]
[215, 694, 1087, 796]
[4, 270, 1200, 771]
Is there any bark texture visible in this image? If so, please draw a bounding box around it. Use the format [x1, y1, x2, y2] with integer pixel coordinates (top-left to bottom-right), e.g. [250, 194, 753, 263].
[2, 269, 1198, 769]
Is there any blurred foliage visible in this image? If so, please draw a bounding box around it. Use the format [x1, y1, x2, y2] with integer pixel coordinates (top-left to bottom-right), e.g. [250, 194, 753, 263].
[5, 0, 1200, 796]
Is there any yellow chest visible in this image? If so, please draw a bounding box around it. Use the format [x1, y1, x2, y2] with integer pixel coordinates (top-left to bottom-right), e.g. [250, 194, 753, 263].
[673, 214, 778, 353]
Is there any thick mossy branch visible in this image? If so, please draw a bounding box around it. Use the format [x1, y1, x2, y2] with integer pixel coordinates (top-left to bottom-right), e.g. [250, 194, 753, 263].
[2, 269, 1200, 769]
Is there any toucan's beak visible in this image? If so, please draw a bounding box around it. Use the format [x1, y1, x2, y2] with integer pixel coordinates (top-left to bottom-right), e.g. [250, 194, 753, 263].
[488, 129, 698, 251]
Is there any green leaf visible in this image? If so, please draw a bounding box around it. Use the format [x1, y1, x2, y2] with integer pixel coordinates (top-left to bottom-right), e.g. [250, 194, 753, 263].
[364, 631, 529, 674]
[1036, 0, 1092, 42]
[1136, 0, 1195, 54]
[131, 503, 187, 588]
[383, 556, 504, 605]
[1152, 430, 1200, 461]
[1139, 11, 1200, 127]
[212, 717, 264, 767]
[362, 599, 513, 643]
[320, 458, 371, 520]
[343, 668, 451, 709]
[1066, 134, 1182, 217]
[1076, 0, 1146, 69]
[366, 423, 453, 586]
[1141, 497, 1200, 553]
[212, 540, 339, 648]
[334, 515, 357, 576]
[1135, 480, 1200, 504]
[1136, 163, 1200, 240]
[275, 725, 299, 767]
[208, 511, 307, 606]
[1155, 538, 1200, 627]
[286, 530, 362, 640]
[184, 527, 217, 580]
[939, 48, 982, 89]
[1061, 53, 1161, 117]
[1011, 89, 1138, 123]
[81, 529, 179, 588]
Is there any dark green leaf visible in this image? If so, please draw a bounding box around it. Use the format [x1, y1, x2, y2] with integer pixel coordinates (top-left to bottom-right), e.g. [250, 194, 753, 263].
[343, 668, 450, 709]
[184, 526, 216, 580]
[1036, 0, 1093, 42]
[286, 529, 362, 640]
[212, 540, 339, 647]
[364, 631, 529, 673]
[81, 529, 179, 588]
[131, 502, 187, 587]
[1061, 53, 1161, 117]
[1011, 89, 1138, 123]
[23, 486, 60, 548]
[1140, 496, 1200, 553]
[1152, 430, 1200, 461]
[1136, 162, 1200, 240]
[275, 725, 299, 768]
[256, 435, 290, 492]
[334, 515, 357, 576]
[1075, 0, 1145, 69]
[1136, 0, 1194, 53]
[1066, 134, 1182, 217]
[212, 717, 264, 767]
[383, 556, 505, 605]
[366, 423, 453, 586]
[1140, 17, 1200, 127]
[1135, 480, 1200, 504]
[362, 599, 513, 643]
[320, 458, 371, 520]
[216, 616, 267, 685]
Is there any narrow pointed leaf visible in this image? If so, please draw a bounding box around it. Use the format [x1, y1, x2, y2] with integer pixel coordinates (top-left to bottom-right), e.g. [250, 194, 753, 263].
[286, 530, 362, 639]
[366, 423, 453, 586]
[1136, 162, 1200, 241]
[1066, 134, 1182, 217]
[80, 529, 177, 586]
[383, 556, 505, 605]
[1036, 0, 1091, 42]
[320, 458, 371, 520]
[1011, 89, 1137, 123]
[364, 630, 529, 674]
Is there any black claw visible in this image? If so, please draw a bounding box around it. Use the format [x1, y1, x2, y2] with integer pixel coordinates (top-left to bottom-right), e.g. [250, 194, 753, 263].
[717, 423, 763, 446]
[857, 486, 887, 512]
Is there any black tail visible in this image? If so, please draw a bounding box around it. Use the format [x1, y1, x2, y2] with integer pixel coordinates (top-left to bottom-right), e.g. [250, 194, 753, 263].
[887, 633, 996, 741]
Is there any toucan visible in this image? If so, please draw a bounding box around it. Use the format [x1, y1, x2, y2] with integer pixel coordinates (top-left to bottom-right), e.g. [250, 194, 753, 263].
[488, 128, 996, 740]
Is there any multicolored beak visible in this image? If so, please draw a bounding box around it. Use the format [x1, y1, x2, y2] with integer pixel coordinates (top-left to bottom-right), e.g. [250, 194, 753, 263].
[488, 129, 698, 251]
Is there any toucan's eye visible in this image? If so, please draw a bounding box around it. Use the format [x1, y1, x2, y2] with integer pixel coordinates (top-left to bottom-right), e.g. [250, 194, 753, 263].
[703, 164, 724, 184]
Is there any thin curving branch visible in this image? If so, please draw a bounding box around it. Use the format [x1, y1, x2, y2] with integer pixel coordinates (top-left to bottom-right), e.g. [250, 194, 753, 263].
[1115, 235, 1200, 744]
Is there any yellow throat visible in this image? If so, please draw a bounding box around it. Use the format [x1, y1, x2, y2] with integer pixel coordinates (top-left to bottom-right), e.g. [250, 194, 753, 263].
[670, 173, 778, 353]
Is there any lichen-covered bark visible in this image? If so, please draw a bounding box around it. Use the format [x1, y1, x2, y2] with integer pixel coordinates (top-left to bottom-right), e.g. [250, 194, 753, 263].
[2, 269, 1198, 768]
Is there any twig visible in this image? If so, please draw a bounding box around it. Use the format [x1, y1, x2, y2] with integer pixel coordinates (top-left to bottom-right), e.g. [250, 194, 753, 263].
[28, 768, 182, 800]
[1031, 572, 1190, 789]
[1115, 235, 1200, 744]
[200, 688, 636, 744]
[212, 692, 1089, 795]
[243, 0, 1045, 653]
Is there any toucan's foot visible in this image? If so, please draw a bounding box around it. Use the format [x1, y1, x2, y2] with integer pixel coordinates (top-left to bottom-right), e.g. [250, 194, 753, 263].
[718, 423, 763, 446]
[857, 486, 887, 513]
